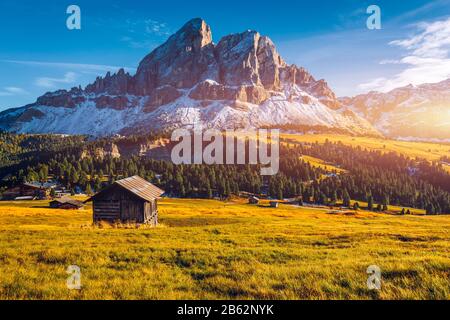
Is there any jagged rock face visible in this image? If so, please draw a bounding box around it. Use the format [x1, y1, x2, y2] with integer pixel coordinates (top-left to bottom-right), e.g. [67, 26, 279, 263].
[134, 18, 216, 94]
[0, 17, 378, 137]
[215, 31, 285, 90]
[310, 80, 341, 110]
[85, 69, 134, 95]
[93, 95, 130, 110]
[36, 90, 86, 108]
[189, 80, 269, 104]
[280, 66, 315, 87]
[15, 108, 45, 122]
[144, 85, 182, 112]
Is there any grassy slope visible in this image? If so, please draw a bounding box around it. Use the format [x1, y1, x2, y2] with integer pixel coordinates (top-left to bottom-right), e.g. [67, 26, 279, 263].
[282, 134, 450, 162]
[0, 198, 448, 300]
[301, 155, 346, 173]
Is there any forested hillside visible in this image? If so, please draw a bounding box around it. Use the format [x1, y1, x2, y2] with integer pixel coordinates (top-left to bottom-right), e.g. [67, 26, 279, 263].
[0, 131, 449, 214]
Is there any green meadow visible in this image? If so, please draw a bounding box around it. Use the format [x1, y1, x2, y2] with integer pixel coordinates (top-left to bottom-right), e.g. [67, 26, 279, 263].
[0, 198, 448, 300]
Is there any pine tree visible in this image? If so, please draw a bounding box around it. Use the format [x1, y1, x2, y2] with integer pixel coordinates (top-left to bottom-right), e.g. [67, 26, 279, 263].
[426, 203, 435, 215]
[331, 190, 337, 205]
[206, 181, 213, 199]
[94, 177, 102, 192]
[85, 184, 93, 196]
[277, 188, 283, 201]
[367, 195, 374, 211]
[342, 189, 351, 207]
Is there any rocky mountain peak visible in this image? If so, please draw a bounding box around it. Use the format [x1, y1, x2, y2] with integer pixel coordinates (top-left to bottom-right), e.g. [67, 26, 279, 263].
[179, 18, 213, 49]
[134, 18, 216, 94]
[214, 30, 285, 90]
[0, 18, 380, 137]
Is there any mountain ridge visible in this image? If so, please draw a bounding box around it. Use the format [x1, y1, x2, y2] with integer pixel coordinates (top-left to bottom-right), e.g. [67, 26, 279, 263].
[341, 78, 450, 140]
[0, 18, 379, 137]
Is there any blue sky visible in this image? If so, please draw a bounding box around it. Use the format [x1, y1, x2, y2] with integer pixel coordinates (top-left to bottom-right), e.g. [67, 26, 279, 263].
[1, 0, 449, 110]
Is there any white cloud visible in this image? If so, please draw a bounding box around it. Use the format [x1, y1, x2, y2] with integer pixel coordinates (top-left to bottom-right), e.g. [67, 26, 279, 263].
[35, 72, 77, 88]
[358, 78, 388, 92]
[120, 36, 156, 49]
[144, 19, 170, 36]
[121, 18, 170, 49]
[359, 17, 450, 92]
[1, 60, 136, 73]
[0, 86, 28, 96]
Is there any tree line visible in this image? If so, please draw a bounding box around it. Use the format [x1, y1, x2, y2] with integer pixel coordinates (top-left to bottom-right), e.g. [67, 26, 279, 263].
[0, 132, 449, 214]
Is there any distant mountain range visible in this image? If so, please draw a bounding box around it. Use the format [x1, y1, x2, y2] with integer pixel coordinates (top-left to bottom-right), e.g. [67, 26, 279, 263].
[341, 79, 450, 141]
[0, 18, 448, 140]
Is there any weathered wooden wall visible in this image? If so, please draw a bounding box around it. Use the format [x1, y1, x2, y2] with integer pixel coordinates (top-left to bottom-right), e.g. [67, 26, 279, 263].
[144, 200, 158, 226]
[2, 185, 47, 200]
[92, 185, 158, 224]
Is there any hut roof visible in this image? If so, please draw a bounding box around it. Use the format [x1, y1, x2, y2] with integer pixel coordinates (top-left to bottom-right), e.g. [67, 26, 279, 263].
[24, 181, 57, 189]
[86, 176, 165, 203]
[51, 197, 85, 208]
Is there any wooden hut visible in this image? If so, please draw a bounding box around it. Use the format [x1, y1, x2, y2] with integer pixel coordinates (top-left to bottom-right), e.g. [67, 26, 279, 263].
[50, 197, 85, 210]
[2, 182, 56, 200]
[85, 176, 164, 225]
[248, 196, 259, 204]
[270, 201, 279, 208]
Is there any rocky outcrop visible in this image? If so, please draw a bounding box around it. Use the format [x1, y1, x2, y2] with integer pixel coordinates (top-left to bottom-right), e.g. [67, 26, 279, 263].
[85, 69, 134, 95]
[92, 95, 130, 110]
[280, 66, 341, 109]
[215, 31, 285, 90]
[189, 80, 269, 104]
[309, 80, 341, 110]
[16, 108, 45, 122]
[134, 18, 217, 94]
[35, 89, 86, 108]
[144, 86, 182, 112]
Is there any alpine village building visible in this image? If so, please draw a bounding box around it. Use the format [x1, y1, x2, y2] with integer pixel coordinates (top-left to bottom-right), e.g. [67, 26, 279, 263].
[86, 176, 164, 225]
[50, 197, 85, 210]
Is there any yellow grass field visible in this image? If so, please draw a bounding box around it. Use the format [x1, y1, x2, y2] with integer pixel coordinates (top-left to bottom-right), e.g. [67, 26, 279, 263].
[301, 155, 346, 173]
[444, 164, 450, 174]
[282, 134, 450, 162]
[0, 198, 449, 300]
